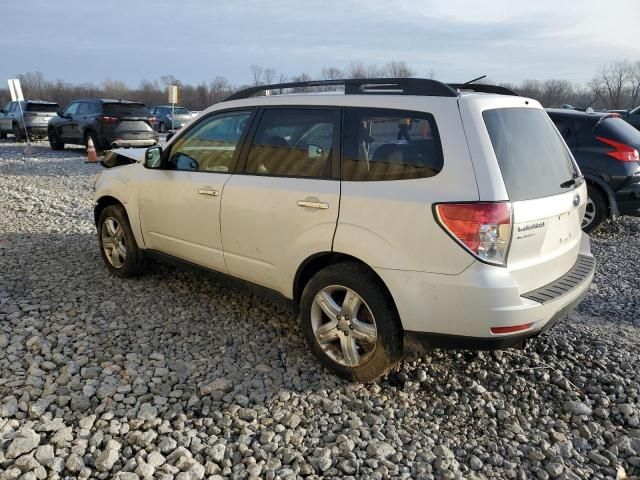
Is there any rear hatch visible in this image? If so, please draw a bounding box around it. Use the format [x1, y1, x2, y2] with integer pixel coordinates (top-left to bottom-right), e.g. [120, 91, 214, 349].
[103, 103, 154, 138]
[25, 102, 58, 126]
[592, 115, 640, 165]
[167, 107, 192, 128]
[460, 97, 586, 293]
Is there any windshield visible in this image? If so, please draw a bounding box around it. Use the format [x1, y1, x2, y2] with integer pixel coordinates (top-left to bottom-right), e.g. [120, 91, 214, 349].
[103, 103, 149, 117]
[483, 108, 579, 201]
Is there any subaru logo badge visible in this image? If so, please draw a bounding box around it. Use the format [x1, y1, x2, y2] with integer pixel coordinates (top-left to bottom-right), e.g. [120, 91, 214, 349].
[573, 194, 580, 206]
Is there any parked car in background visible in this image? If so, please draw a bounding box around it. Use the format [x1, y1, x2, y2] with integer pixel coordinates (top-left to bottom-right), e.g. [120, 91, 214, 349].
[148, 105, 192, 133]
[0, 100, 59, 140]
[547, 108, 640, 232]
[93, 78, 594, 380]
[622, 106, 640, 130]
[48, 99, 156, 152]
[190, 110, 201, 119]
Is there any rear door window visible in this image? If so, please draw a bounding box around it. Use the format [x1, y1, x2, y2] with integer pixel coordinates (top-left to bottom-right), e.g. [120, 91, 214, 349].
[243, 109, 335, 178]
[342, 108, 443, 181]
[483, 108, 578, 201]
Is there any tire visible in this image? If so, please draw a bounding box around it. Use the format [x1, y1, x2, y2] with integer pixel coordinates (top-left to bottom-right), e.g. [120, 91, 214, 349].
[582, 186, 607, 233]
[158, 122, 167, 133]
[85, 131, 103, 155]
[97, 204, 145, 278]
[48, 129, 65, 150]
[300, 262, 403, 381]
[13, 123, 23, 141]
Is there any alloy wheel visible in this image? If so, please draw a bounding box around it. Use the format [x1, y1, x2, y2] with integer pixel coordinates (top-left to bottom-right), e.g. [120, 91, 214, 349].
[310, 285, 377, 367]
[582, 197, 596, 229]
[101, 217, 127, 268]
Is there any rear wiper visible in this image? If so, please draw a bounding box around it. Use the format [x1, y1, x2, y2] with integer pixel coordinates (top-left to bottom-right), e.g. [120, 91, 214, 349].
[560, 174, 583, 189]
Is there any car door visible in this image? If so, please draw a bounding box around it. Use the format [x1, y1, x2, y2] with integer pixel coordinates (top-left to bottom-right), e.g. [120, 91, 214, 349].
[58, 102, 80, 140]
[220, 107, 340, 296]
[138, 109, 254, 272]
[0, 102, 13, 132]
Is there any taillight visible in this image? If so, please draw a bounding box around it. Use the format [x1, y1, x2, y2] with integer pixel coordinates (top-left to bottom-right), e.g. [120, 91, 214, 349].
[435, 202, 512, 266]
[97, 115, 118, 124]
[596, 136, 640, 162]
[149, 116, 157, 125]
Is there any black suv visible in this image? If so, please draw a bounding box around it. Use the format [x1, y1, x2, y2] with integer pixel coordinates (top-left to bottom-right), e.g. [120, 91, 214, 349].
[547, 108, 640, 232]
[48, 99, 157, 152]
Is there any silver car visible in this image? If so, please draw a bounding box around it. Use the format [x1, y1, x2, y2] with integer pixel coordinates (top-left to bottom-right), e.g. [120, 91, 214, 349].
[148, 105, 192, 133]
[0, 100, 59, 140]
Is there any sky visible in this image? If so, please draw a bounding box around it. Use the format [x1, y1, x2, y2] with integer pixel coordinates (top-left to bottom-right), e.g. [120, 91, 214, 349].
[1, 0, 639, 88]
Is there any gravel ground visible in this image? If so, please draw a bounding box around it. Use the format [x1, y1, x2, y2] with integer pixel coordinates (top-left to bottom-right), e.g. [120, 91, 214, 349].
[1, 139, 639, 480]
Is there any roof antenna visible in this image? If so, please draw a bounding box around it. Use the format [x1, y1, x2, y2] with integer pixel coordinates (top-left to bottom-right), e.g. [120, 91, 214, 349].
[462, 75, 487, 85]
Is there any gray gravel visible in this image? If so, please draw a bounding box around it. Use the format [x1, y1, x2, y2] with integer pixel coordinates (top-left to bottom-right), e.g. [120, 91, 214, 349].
[1, 139, 639, 479]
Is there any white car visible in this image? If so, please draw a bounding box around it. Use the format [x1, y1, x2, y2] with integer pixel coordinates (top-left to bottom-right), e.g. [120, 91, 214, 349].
[93, 78, 595, 381]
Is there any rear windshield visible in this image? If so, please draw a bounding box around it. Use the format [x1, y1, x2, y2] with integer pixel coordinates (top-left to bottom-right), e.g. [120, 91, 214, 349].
[26, 103, 58, 112]
[594, 116, 640, 147]
[103, 103, 149, 117]
[171, 107, 190, 115]
[483, 108, 578, 201]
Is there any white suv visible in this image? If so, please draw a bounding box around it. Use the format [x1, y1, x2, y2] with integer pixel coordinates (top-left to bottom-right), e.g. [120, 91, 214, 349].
[93, 78, 595, 381]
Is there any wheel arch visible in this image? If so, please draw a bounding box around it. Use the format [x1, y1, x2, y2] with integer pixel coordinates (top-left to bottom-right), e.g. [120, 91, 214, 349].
[584, 174, 618, 218]
[94, 196, 126, 226]
[293, 252, 399, 314]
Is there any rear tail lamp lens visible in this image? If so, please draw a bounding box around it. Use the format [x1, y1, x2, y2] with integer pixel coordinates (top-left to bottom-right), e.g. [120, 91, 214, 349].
[435, 202, 512, 266]
[97, 115, 118, 124]
[596, 136, 640, 162]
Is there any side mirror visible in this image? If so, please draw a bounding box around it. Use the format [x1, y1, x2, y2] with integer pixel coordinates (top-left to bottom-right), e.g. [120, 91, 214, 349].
[144, 146, 163, 169]
[57, 109, 65, 118]
[308, 144, 323, 160]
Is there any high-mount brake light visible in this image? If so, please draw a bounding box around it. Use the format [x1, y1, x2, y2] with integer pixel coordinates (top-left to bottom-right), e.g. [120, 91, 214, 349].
[596, 136, 640, 162]
[435, 202, 512, 266]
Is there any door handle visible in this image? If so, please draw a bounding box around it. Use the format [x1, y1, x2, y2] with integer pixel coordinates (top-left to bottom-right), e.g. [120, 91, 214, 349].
[297, 200, 329, 209]
[197, 188, 220, 197]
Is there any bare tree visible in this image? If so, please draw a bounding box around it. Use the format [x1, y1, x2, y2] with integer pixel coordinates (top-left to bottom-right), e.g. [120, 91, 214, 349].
[382, 61, 415, 78]
[321, 66, 343, 80]
[250, 65, 264, 86]
[591, 60, 630, 109]
[210, 77, 232, 103]
[262, 68, 277, 85]
[628, 61, 640, 108]
[540, 79, 575, 107]
[346, 61, 367, 79]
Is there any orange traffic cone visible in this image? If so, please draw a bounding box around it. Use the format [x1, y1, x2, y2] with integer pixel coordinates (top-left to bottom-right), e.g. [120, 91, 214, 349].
[86, 137, 98, 163]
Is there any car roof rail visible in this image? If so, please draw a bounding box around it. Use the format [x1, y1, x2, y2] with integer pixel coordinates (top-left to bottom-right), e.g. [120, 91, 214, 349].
[225, 78, 461, 101]
[448, 83, 519, 96]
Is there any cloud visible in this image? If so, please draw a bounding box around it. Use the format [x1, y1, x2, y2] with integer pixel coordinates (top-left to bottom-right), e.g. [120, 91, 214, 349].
[0, 0, 638, 86]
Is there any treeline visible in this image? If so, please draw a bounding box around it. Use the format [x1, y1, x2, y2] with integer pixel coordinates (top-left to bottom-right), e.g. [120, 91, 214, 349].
[1, 59, 639, 111]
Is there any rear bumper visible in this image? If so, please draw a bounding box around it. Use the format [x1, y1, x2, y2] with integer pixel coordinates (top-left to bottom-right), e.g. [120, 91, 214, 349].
[375, 233, 595, 352]
[615, 180, 640, 216]
[105, 138, 156, 148]
[404, 275, 588, 352]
